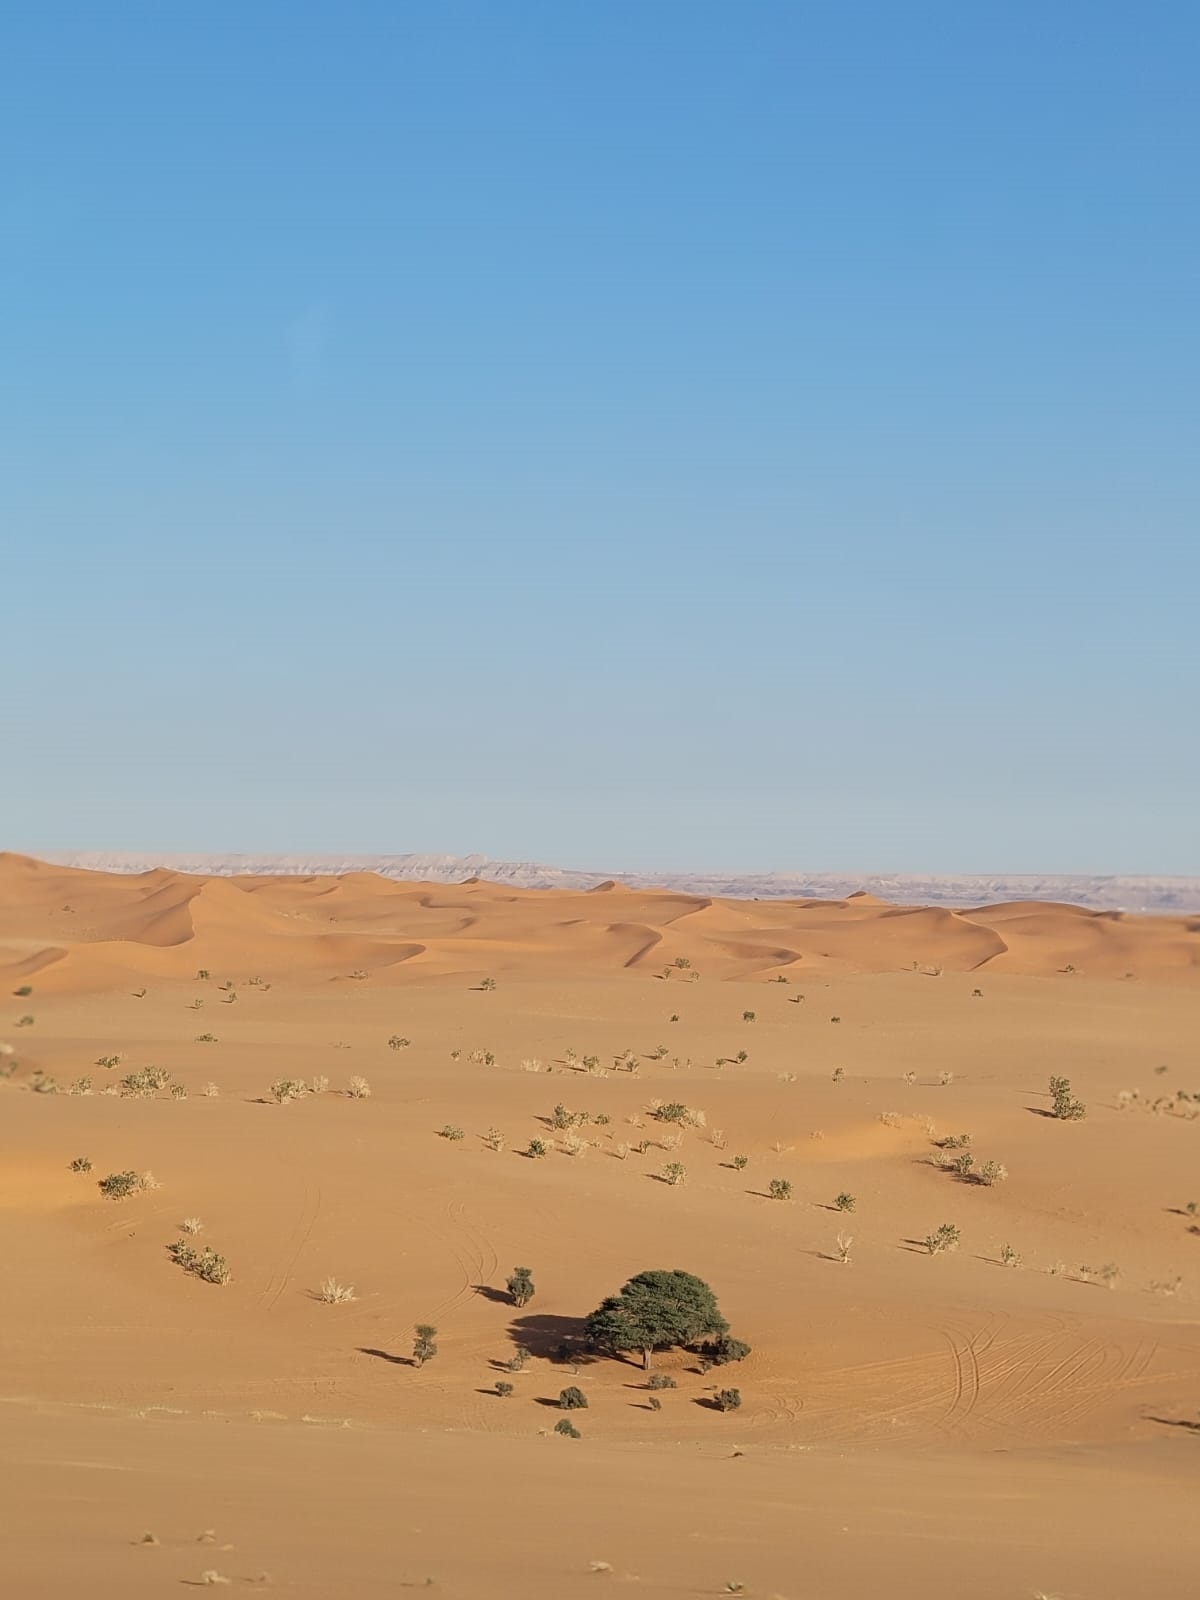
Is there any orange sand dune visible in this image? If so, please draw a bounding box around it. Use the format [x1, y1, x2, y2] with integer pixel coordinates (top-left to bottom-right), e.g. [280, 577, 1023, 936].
[3, 856, 1200, 1596]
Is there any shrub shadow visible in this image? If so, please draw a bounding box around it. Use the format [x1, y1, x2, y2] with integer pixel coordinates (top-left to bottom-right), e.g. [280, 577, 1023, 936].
[357, 1346, 413, 1366]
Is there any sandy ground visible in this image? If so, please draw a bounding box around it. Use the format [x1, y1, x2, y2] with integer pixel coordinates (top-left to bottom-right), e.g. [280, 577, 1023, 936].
[2, 853, 1199, 1596]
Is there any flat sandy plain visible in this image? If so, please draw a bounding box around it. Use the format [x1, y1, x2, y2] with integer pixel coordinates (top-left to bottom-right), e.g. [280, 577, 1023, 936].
[2, 852, 1199, 1597]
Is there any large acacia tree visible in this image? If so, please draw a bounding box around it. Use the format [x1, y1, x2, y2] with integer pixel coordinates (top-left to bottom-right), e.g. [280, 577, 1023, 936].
[584, 1269, 729, 1370]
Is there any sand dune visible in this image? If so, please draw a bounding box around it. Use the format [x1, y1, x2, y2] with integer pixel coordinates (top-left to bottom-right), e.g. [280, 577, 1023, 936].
[3, 855, 1200, 1596]
[1, 855, 1197, 995]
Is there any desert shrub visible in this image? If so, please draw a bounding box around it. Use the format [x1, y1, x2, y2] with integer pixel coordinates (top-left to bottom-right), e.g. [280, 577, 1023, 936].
[495, 1380, 514, 1397]
[201, 1082, 219, 1098]
[559, 1386, 588, 1410]
[551, 1103, 588, 1130]
[318, 1276, 357, 1303]
[439, 1124, 465, 1141]
[95, 1054, 122, 1070]
[1049, 1075, 1086, 1120]
[120, 1067, 171, 1098]
[169, 1240, 231, 1285]
[507, 1345, 531, 1372]
[412, 1324, 439, 1365]
[16, 1015, 34, 1027]
[938, 1133, 972, 1150]
[170, 1083, 188, 1099]
[732, 1154, 749, 1170]
[648, 1395, 662, 1411]
[976, 1160, 1008, 1186]
[180, 1217, 204, 1234]
[347, 1076, 371, 1099]
[831, 1066, 845, 1083]
[14, 985, 32, 997]
[271, 1079, 308, 1104]
[999, 1242, 1021, 1267]
[734, 1050, 748, 1063]
[834, 1192, 855, 1212]
[835, 1231, 854, 1264]
[700, 1336, 751, 1366]
[195, 1033, 217, 1043]
[69, 1156, 92, 1173]
[480, 977, 497, 991]
[526, 1137, 548, 1158]
[767, 1178, 793, 1201]
[923, 1223, 961, 1255]
[647, 1373, 676, 1390]
[99, 1170, 150, 1199]
[69, 1077, 93, 1095]
[388, 1036, 410, 1050]
[714, 1388, 742, 1412]
[308, 1075, 329, 1095]
[554, 1419, 581, 1437]
[661, 1162, 687, 1186]
[742, 1011, 756, 1023]
[652, 1101, 691, 1125]
[506, 1265, 536, 1307]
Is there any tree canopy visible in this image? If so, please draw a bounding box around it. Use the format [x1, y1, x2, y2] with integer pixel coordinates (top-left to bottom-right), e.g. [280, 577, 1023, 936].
[584, 1269, 729, 1369]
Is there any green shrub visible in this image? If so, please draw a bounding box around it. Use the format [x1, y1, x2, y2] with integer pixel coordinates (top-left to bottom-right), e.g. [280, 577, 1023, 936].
[661, 1162, 687, 1186]
[527, 1138, 548, 1158]
[270, 1078, 308, 1104]
[413, 1324, 438, 1365]
[585, 1269, 728, 1371]
[834, 1192, 855, 1212]
[732, 1154, 749, 1170]
[558, 1386, 588, 1410]
[647, 1374, 676, 1390]
[14, 985, 32, 997]
[714, 1388, 742, 1412]
[495, 1380, 514, 1397]
[554, 1419, 581, 1438]
[99, 1170, 146, 1199]
[507, 1266, 535, 1307]
[923, 1222, 961, 1255]
[1049, 1075, 1086, 1120]
[439, 1124, 465, 1141]
[388, 1036, 411, 1050]
[700, 1336, 751, 1366]
[767, 1178, 792, 1201]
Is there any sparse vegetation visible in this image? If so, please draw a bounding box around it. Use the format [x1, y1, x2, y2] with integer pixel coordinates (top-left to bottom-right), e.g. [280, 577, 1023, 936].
[999, 1242, 1021, 1268]
[507, 1266, 535, 1307]
[714, 1387, 742, 1411]
[387, 1036, 410, 1050]
[168, 1241, 232, 1285]
[923, 1222, 961, 1255]
[647, 1373, 676, 1390]
[661, 1161, 687, 1186]
[1049, 1075, 1086, 1121]
[99, 1170, 154, 1199]
[834, 1192, 856, 1212]
[347, 1075, 371, 1098]
[554, 1418, 581, 1437]
[495, 1380, 514, 1397]
[69, 1156, 93, 1173]
[558, 1385, 588, 1409]
[318, 1276, 357, 1303]
[767, 1178, 793, 1201]
[732, 1154, 749, 1171]
[439, 1124, 465, 1141]
[271, 1078, 308, 1104]
[412, 1324, 438, 1365]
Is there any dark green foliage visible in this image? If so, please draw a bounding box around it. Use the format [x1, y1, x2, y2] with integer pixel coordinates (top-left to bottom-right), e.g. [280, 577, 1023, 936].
[714, 1388, 742, 1411]
[507, 1266, 535, 1307]
[168, 1239, 231, 1284]
[647, 1374, 676, 1390]
[413, 1324, 438, 1365]
[585, 1270, 728, 1370]
[652, 1102, 690, 1125]
[554, 1419, 581, 1438]
[495, 1380, 514, 1397]
[767, 1178, 792, 1201]
[526, 1138, 548, 1158]
[558, 1386, 588, 1410]
[834, 1192, 856, 1212]
[648, 1396, 662, 1411]
[700, 1336, 751, 1366]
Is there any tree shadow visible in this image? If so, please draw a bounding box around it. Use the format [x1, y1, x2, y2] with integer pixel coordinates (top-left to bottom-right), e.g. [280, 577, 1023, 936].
[507, 1312, 595, 1363]
[472, 1284, 512, 1304]
[1026, 1107, 1059, 1118]
[357, 1346, 413, 1366]
[1146, 1414, 1200, 1433]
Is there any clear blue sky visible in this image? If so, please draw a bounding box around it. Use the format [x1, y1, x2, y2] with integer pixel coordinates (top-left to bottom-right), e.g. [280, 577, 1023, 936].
[4, 2, 1197, 874]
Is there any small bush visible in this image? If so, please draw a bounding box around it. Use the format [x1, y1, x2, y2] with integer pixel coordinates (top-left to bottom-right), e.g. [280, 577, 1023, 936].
[318, 1276, 357, 1303]
[714, 1388, 742, 1412]
[923, 1222, 961, 1255]
[559, 1385, 588, 1409]
[834, 1192, 855, 1212]
[388, 1036, 410, 1050]
[507, 1345, 531, 1373]
[647, 1373, 677, 1390]
[439, 1124, 465, 1141]
[120, 1067, 171, 1098]
[732, 1154, 749, 1170]
[413, 1324, 438, 1365]
[554, 1418, 581, 1437]
[14, 985, 33, 997]
[347, 1076, 371, 1099]
[479, 977, 497, 991]
[742, 1011, 756, 1023]
[648, 1395, 662, 1411]
[999, 1242, 1021, 1267]
[69, 1156, 93, 1173]
[495, 1380, 514, 1397]
[95, 1054, 122, 1070]
[526, 1137, 548, 1158]
[507, 1266, 535, 1307]
[767, 1178, 793, 1201]
[180, 1217, 204, 1234]
[168, 1240, 231, 1284]
[1049, 1075, 1086, 1120]
[99, 1170, 150, 1199]
[700, 1336, 751, 1366]
[661, 1162, 687, 1186]
[16, 1015, 34, 1027]
[271, 1079, 308, 1104]
[652, 1101, 691, 1125]
[195, 1033, 217, 1043]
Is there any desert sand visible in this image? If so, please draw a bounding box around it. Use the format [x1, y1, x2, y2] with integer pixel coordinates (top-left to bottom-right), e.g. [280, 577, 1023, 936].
[2, 850, 1199, 1597]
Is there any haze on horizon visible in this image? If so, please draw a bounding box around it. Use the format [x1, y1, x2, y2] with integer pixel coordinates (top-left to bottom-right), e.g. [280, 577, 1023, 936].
[4, 2, 1197, 874]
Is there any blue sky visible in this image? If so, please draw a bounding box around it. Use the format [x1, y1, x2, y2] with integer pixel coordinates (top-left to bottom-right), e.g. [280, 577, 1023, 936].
[3, 2, 1197, 873]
